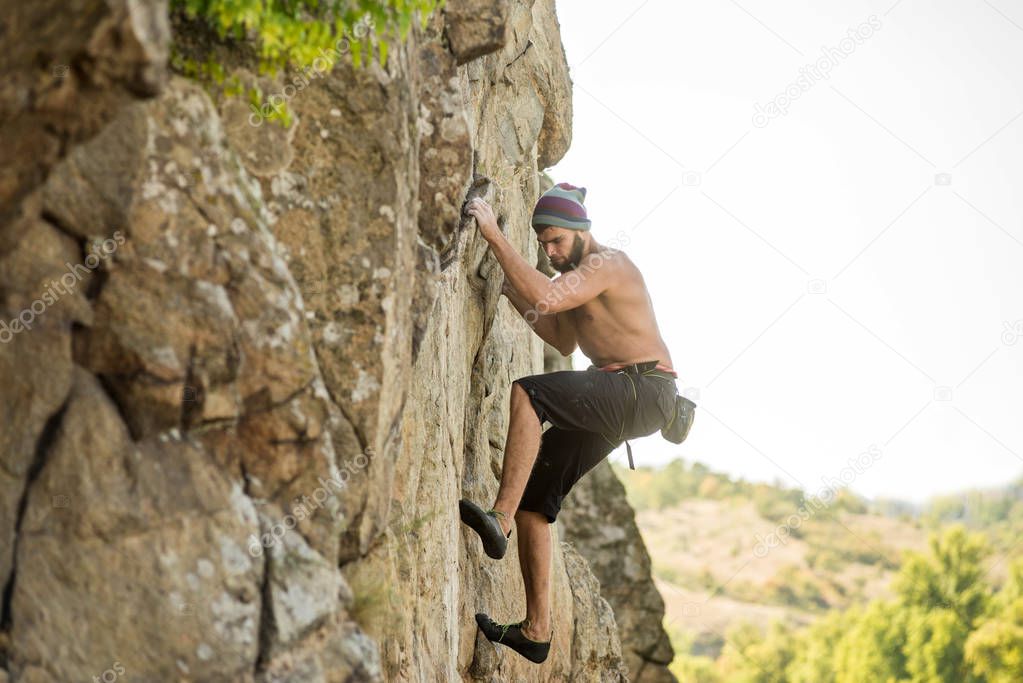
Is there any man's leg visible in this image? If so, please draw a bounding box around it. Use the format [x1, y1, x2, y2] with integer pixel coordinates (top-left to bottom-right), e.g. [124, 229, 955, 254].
[515, 509, 553, 642]
[512, 427, 618, 645]
[489, 382, 542, 535]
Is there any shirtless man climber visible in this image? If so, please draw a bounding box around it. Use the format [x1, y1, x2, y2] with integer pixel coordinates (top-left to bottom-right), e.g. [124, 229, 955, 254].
[459, 183, 683, 664]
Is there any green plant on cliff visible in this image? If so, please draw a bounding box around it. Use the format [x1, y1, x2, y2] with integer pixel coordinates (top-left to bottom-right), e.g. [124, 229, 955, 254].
[173, 0, 442, 69]
[171, 0, 444, 125]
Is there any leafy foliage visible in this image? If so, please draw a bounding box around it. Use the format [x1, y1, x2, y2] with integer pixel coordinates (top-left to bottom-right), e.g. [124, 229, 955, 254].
[635, 460, 1023, 679]
[895, 526, 990, 625]
[172, 0, 443, 71]
[170, 0, 444, 126]
[668, 527, 1023, 681]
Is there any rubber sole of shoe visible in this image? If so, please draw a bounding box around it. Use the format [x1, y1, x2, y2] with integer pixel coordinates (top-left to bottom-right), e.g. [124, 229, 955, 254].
[459, 500, 507, 560]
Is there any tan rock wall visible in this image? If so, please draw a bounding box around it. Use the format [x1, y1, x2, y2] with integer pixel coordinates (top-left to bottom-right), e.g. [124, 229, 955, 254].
[561, 464, 678, 682]
[0, 1, 670, 681]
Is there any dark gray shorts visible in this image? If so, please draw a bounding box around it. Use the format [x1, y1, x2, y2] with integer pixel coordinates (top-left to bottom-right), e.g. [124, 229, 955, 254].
[512, 362, 677, 523]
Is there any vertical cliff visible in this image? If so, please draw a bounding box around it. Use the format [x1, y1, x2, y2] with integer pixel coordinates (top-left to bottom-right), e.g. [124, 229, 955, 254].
[561, 465, 677, 682]
[0, 1, 673, 681]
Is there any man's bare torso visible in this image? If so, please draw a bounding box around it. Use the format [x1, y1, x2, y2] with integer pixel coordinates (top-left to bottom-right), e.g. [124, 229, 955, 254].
[563, 248, 673, 369]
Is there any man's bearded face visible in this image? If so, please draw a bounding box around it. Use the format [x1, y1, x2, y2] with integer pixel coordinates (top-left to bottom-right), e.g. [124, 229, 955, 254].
[539, 228, 586, 273]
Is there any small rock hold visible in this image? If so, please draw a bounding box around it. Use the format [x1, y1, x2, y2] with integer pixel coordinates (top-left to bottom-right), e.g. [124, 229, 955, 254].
[468, 630, 501, 678]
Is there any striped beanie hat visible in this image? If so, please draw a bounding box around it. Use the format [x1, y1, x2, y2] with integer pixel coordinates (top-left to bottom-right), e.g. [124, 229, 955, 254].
[531, 182, 592, 231]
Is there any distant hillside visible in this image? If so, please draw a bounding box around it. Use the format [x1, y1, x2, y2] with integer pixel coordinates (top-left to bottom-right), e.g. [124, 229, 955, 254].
[616, 459, 1023, 681]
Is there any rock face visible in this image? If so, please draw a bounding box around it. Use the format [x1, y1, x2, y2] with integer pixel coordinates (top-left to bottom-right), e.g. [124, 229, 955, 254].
[0, 1, 671, 681]
[561, 464, 678, 682]
[0, 0, 170, 222]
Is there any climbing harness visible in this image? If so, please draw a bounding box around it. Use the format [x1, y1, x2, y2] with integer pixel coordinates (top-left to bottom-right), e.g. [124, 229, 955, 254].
[590, 360, 691, 470]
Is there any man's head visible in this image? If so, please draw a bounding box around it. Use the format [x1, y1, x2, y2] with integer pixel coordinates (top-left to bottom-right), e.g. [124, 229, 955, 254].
[531, 182, 592, 272]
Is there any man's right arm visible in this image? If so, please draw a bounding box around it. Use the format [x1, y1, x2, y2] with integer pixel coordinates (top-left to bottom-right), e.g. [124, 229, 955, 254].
[502, 281, 570, 354]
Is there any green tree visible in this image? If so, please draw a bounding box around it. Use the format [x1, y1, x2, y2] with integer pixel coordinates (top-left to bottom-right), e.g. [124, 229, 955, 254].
[965, 559, 1023, 682]
[832, 601, 909, 683]
[787, 610, 844, 683]
[904, 607, 976, 682]
[965, 603, 1023, 682]
[895, 525, 990, 626]
[717, 621, 795, 683]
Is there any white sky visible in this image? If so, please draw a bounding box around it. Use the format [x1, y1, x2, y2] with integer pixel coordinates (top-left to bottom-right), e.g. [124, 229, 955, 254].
[548, 0, 1023, 502]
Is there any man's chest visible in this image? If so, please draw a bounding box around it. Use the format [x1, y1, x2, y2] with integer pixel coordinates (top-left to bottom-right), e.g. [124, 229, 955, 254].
[568, 299, 608, 332]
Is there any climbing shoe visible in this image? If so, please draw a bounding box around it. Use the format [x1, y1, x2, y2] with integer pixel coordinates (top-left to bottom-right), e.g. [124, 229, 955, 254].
[475, 612, 552, 664]
[459, 498, 511, 560]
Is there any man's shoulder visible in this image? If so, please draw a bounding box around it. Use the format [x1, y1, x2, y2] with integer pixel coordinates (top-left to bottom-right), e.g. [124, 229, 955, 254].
[600, 247, 640, 282]
[580, 246, 633, 273]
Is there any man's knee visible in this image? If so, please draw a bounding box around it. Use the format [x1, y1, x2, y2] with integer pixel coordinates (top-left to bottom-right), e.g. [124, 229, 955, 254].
[515, 508, 549, 526]
[511, 381, 541, 422]
[511, 381, 529, 405]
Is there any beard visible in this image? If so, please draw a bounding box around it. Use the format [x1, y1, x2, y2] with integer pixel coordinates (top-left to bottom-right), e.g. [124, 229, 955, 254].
[552, 233, 586, 273]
